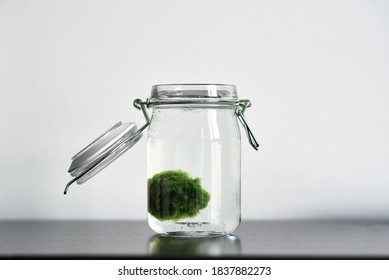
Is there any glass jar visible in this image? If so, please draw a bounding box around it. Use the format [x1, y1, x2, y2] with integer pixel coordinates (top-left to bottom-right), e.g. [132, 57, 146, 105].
[143, 84, 257, 236]
[65, 84, 258, 237]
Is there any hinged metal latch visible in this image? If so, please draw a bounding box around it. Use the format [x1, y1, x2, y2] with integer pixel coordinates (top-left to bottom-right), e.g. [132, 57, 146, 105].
[236, 100, 259, 151]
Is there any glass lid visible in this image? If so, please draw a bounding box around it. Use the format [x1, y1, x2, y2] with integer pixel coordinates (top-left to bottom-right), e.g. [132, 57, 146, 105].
[64, 122, 142, 194]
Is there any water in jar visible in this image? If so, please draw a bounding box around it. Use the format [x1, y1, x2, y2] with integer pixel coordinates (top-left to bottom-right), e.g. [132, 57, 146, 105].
[147, 105, 241, 236]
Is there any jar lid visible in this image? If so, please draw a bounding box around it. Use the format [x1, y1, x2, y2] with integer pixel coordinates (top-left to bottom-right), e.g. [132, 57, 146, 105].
[64, 122, 142, 194]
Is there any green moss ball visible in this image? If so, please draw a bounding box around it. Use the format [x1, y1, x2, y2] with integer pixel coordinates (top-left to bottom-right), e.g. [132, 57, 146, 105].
[148, 170, 210, 221]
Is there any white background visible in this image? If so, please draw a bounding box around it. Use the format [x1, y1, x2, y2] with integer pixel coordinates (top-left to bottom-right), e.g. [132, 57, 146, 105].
[1, 0, 388, 220]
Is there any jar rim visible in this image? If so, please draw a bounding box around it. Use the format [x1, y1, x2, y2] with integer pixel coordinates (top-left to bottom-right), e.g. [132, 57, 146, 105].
[151, 84, 238, 100]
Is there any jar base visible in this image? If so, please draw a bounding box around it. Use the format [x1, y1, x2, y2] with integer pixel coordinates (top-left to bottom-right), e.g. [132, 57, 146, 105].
[148, 218, 238, 237]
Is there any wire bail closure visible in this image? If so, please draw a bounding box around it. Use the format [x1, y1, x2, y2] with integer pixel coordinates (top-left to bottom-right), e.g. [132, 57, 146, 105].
[133, 98, 259, 150]
[235, 100, 259, 150]
[133, 99, 151, 133]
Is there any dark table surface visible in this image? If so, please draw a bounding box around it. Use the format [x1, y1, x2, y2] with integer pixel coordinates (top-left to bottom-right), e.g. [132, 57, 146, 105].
[1, 220, 389, 259]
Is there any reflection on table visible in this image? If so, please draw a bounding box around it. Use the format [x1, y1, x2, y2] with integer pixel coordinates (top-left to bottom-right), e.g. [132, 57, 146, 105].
[148, 234, 241, 256]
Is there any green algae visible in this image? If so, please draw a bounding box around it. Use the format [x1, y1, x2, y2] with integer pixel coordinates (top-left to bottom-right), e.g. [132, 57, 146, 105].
[148, 170, 210, 221]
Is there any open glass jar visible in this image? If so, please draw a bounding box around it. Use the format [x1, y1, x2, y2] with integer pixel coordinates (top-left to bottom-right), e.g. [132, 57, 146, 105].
[65, 84, 258, 237]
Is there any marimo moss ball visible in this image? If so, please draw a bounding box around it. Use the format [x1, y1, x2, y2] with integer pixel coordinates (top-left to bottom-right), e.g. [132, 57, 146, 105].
[148, 170, 210, 221]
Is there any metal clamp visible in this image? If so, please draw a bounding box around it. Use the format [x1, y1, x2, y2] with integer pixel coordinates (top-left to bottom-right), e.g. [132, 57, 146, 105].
[133, 99, 151, 132]
[236, 100, 259, 151]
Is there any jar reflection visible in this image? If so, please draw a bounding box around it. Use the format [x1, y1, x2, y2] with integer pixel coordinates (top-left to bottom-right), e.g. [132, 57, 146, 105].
[148, 234, 241, 256]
